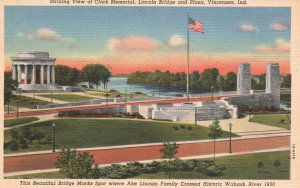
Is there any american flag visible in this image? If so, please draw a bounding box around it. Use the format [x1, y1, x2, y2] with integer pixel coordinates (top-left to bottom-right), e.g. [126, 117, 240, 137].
[188, 17, 204, 33]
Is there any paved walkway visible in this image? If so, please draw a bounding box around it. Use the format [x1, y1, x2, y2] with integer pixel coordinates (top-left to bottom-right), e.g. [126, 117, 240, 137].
[4, 135, 290, 174]
[4, 113, 58, 131]
[5, 147, 289, 177]
[4, 96, 218, 119]
[22, 93, 66, 104]
[196, 116, 289, 136]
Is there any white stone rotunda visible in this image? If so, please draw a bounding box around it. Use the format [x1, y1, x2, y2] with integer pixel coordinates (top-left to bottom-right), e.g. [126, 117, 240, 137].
[11, 51, 59, 91]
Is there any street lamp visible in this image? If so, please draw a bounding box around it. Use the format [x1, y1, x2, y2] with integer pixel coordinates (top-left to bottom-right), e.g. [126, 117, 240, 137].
[52, 122, 56, 152]
[194, 107, 197, 125]
[249, 105, 252, 122]
[211, 86, 214, 101]
[228, 123, 233, 153]
[16, 96, 19, 118]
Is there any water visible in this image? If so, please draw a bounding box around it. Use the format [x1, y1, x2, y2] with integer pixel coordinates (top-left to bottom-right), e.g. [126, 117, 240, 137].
[107, 77, 220, 97]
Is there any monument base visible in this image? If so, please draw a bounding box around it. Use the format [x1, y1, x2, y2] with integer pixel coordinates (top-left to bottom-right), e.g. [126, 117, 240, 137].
[18, 84, 64, 92]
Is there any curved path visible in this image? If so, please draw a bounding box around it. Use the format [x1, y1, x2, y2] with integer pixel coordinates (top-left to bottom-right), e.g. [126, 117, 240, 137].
[4, 96, 223, 119]
[4, 135, 289, 174]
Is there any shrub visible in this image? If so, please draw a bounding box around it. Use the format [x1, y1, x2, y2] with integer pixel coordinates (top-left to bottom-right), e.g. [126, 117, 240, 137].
[4, 142, 10, 150]
[122, 165, 142, 177]
[145, 161, 162, 170]
[205, 165, 225, 176]
[173, 126, 179, 130]
[107, 169, 127, 179]
[180, 125, 186, 129]
[19, 138, 29, 149]
[10, 129, 20, 140]
[188, 126, 192, 131]
[274, 160, 281, 167]
[280, 119, 285, 123]
[9, 139, 20, 151]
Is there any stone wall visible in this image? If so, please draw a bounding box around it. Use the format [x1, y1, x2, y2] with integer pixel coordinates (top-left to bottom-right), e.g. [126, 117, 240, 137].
[225, 93, 278, 109]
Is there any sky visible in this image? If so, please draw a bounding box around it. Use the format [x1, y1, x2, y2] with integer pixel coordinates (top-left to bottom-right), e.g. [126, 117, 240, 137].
[5, 6, 291, 75]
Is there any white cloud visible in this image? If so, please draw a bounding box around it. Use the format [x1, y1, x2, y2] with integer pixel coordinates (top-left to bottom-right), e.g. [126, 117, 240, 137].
[25, 28, 73, 42]
[255, 38, 290, 54]
[107, 35, 160, 52]
[238, 24, 257, 32]
[271, 22, 289, 31]
[168, 34, 186, 47]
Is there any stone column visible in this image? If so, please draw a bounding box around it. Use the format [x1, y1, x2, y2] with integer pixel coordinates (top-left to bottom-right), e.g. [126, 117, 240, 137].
[32, 65, 36, 84]
[47, 65, 51, 84]
[12, 65, 17, 80]
[24, 65, 28, 84]
[17, 65, 21, 83]
[40, 65, 44, 84]
[51, 65, 55, 84]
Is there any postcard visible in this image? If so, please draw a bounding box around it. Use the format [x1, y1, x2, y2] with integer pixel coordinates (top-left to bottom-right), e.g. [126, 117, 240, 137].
[1, 0, 299, 187]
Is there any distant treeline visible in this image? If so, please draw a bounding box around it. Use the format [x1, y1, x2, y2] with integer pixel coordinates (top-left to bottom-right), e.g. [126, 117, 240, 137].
[127, 69, 291, 91]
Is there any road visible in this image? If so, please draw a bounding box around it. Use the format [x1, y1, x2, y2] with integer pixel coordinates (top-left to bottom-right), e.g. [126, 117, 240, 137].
[4, 96, 223, 119]
[4, 135, 289, 174]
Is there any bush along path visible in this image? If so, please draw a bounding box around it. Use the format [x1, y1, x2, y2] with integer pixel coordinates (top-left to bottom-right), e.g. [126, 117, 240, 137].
[55, 146, 226, 179]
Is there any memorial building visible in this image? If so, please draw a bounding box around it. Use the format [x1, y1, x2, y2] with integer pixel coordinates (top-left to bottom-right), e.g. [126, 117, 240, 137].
[11, 51, 59, 91]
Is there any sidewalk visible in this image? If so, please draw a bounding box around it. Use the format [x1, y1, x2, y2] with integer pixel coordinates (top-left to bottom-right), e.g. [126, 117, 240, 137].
[4, 113, 58, 131]
[196, 115, 289, 136]
[4, 147, 289, 177]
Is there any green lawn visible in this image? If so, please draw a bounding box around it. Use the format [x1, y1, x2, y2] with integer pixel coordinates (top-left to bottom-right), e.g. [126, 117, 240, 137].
[37, 94, 96, 102]
[6, 150, 289, 179]
[250, 114, 290, 130]
[135, 150, 290, 179]
[4, 117, 39, 128]
[4, 119, 237, 154]
[7, 95, 50, 109]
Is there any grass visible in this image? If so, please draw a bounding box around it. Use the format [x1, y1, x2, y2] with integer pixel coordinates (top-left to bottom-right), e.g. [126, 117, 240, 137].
[135, 150, 290, 179]
[4, 117, 39, 128]
[37, 94, 96, 102]
[6, 150, 289, 179]
[250, 114, 291, 130]
[4, 119, 237, 154]
[7, 95, 50, 109]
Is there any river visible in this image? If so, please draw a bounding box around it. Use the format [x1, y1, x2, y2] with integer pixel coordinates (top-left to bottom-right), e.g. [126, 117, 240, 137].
[107, 77, 223, 97]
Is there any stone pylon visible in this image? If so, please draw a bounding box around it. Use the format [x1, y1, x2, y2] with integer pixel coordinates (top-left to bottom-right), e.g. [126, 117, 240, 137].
[266, 63, 280, 109]
[237, 63, 251, 94]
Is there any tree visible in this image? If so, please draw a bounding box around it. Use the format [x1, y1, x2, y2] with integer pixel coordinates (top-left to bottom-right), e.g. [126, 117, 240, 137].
[251, 78, 258, 90]
[56, 148, 97, 179]
[281, 74, 291, 88]
[159, 141, 179, 179]
[224, 72, 237, 91]
[81, 64, 111, 90]
[208, 119, 223, 163]
[55, 65, 80, 86]
[4, 71, 18, 105]
[200, 68, 220, 90]
[217, 75, 225, 91]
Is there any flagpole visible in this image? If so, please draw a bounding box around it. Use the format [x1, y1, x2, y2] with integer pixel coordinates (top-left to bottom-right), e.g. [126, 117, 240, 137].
[187, 13, 190, 102]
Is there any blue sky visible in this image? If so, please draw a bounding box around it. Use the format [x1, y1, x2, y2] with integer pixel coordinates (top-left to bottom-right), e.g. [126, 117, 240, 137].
[5, 6, 291, 74]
